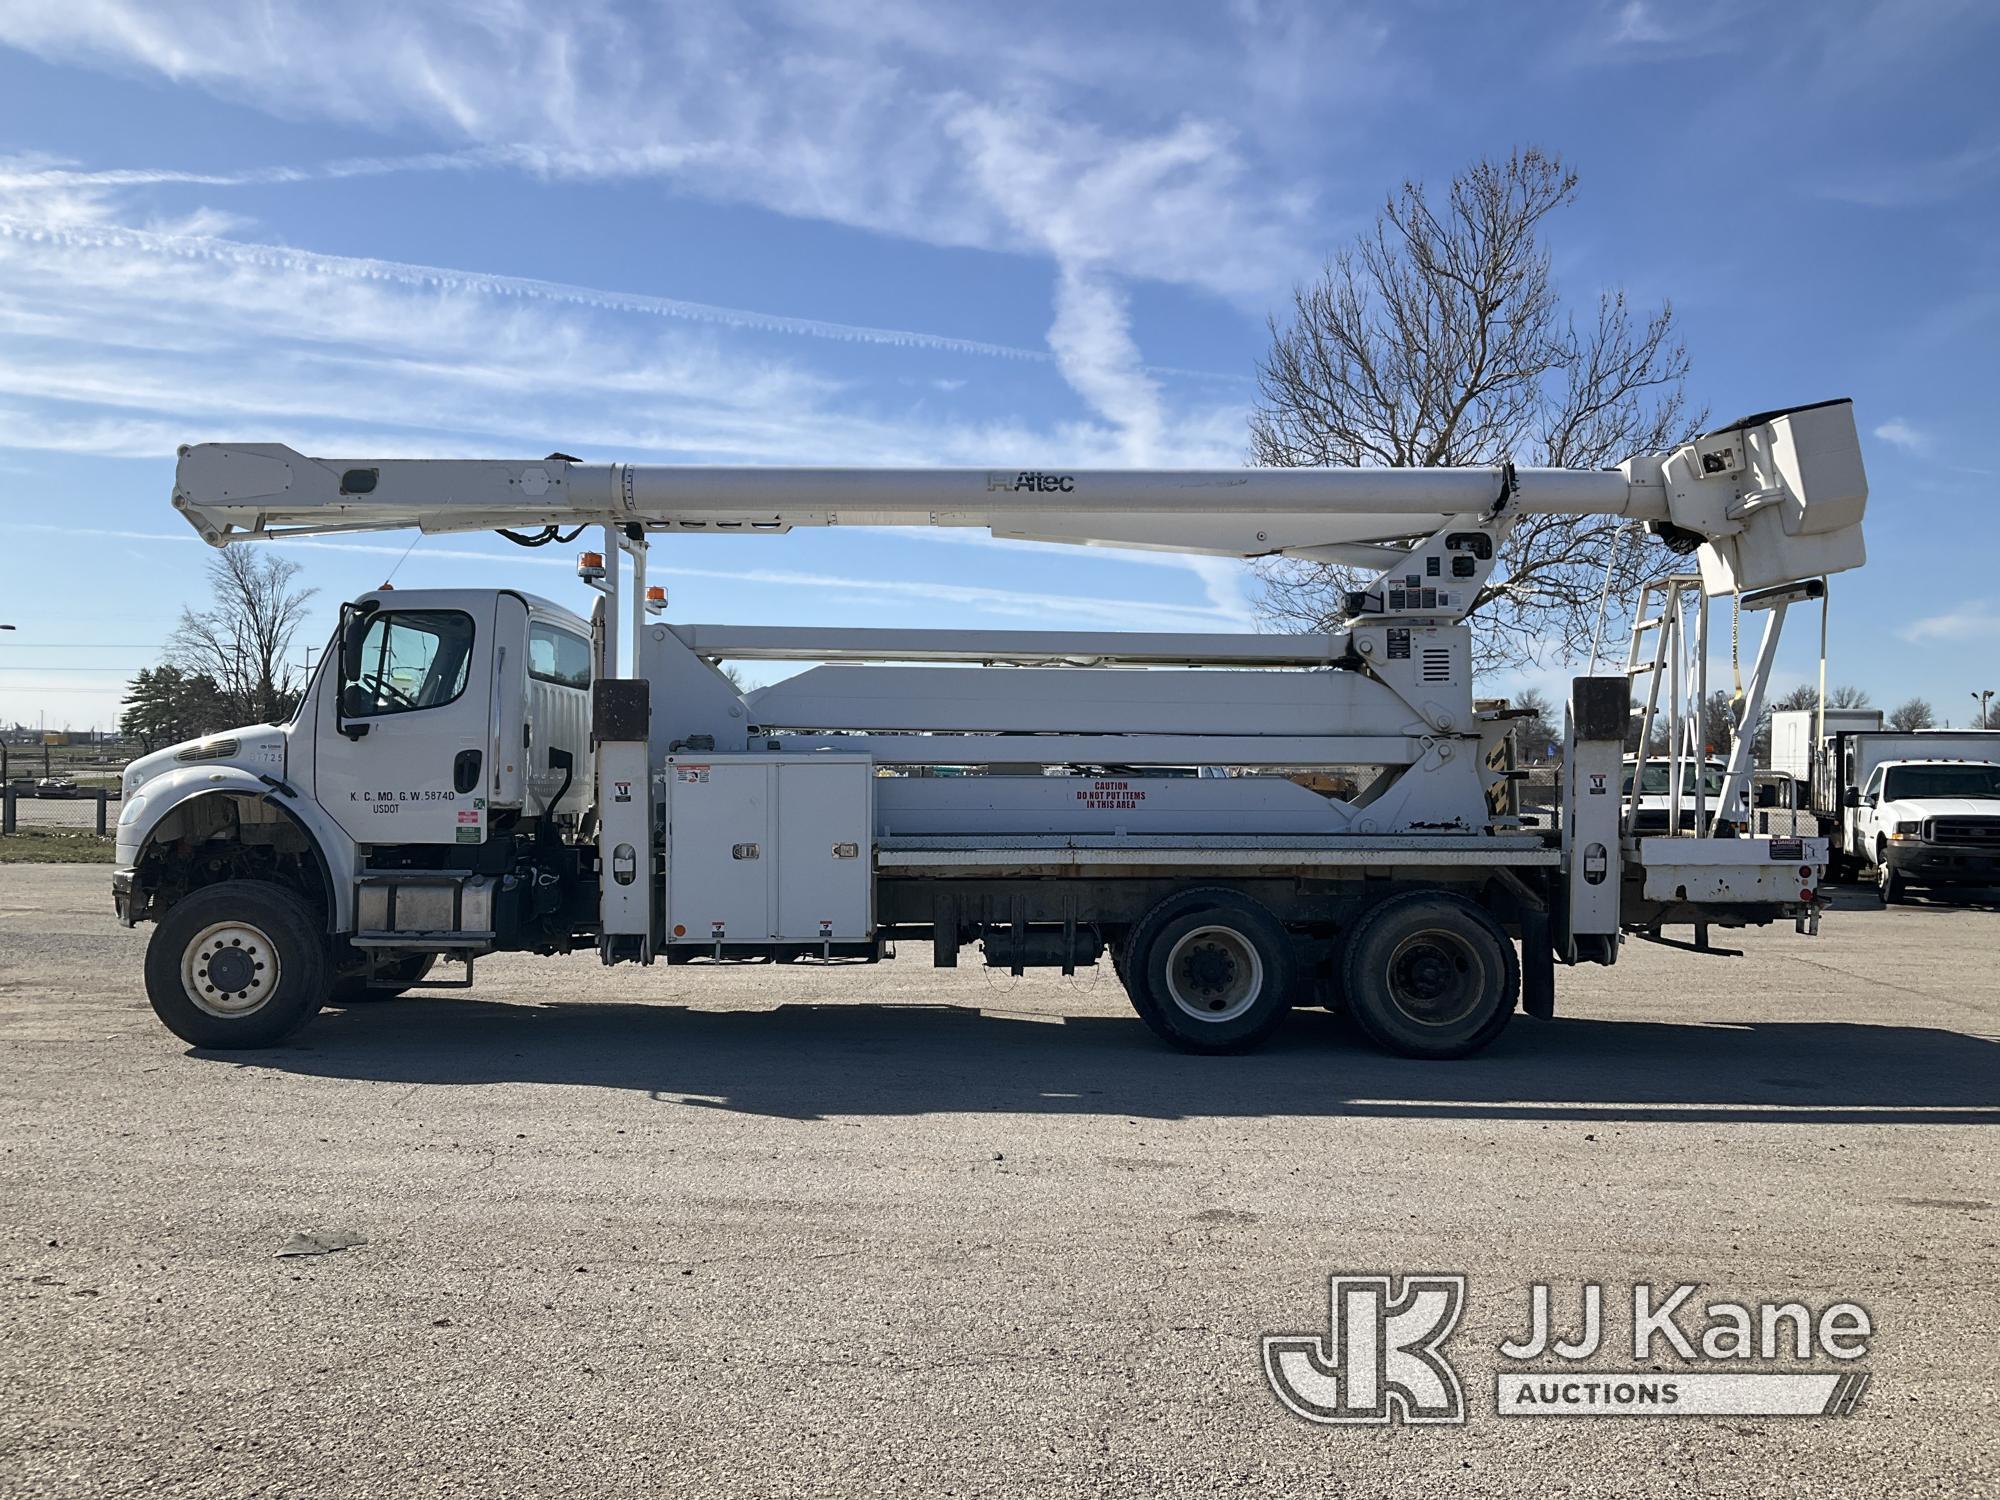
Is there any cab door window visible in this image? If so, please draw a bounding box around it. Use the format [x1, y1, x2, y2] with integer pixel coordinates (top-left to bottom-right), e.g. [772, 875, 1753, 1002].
[342, 610, 475, 718]
[527, 621, 592, 689]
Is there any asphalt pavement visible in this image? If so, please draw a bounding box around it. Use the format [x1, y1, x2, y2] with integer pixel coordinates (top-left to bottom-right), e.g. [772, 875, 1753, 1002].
[3, 866, 1995, 1498]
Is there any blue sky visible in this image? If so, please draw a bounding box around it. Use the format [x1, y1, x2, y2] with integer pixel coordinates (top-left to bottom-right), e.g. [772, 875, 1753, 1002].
[0, 0, 1996, 733]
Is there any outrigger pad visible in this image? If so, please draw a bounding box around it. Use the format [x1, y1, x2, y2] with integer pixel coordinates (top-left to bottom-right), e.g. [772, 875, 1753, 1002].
[1571, 677, 1629, 742]
[591, 678, 651, 743]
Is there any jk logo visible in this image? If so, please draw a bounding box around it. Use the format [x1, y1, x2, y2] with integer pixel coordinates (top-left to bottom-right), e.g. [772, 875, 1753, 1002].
[1264, 1274, 1467, 1425]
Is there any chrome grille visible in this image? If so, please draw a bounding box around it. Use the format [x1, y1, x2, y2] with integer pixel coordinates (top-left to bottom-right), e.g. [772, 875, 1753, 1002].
[1928, 817, 2000, 846]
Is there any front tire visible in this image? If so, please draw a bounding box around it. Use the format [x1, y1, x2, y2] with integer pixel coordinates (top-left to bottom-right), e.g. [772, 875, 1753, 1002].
[1877, 844, 1908, 905]
[143, 881, 329, 1048]
[1126, 890, 1296, 1053]
[1342, 891, 1518, 1059]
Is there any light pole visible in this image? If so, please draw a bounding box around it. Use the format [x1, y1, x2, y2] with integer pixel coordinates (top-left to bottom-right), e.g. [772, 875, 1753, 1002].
[1976, 690, 1995, 730]
[0, 628, 11, 778]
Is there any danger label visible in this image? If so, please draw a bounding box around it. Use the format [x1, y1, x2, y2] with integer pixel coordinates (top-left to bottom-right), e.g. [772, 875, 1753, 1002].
[1077, 779, 1147, 811]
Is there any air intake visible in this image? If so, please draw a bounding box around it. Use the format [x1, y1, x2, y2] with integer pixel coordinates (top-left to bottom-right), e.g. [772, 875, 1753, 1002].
[174, 737, 240, 762]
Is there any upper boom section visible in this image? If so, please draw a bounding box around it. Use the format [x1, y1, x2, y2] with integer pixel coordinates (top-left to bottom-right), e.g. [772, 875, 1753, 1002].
[170, 398, 1867, 592]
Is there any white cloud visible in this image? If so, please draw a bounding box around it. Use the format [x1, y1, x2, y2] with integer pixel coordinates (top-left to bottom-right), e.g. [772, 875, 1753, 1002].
[1873, 417, 1929, 454]
[0, 206, 1251, 469]
[0, 2, 1315, 454]
[0, 210, 1054, 364]
[10, 523, 1245, 635]
[1900, 603, 2000, 643]
[1810, 139, 2000, 209]
[1045, 265, 1165, 462]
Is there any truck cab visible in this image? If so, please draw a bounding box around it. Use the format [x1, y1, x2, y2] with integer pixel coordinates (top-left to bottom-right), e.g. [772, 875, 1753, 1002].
[114, 588, 597, 1042]
[1853, 758, 2000, 902]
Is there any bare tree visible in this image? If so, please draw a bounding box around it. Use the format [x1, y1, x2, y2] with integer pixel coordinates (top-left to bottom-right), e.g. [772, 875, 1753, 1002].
[165, 550, 318, 726]
[1888, 696, 1935, 732]
[1752, 681, 1872, 758]
[1506, 687, 1559, 762]
[1249, 148, 1701, 670]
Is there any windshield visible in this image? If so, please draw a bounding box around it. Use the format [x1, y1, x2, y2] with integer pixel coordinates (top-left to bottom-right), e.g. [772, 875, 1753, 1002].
[1882, 764, 2000, 800]
[1621, 762, 1726, 797]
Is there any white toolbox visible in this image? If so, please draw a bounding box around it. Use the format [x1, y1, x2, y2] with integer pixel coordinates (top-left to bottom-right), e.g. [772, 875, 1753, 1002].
[663, 754, 874, 945]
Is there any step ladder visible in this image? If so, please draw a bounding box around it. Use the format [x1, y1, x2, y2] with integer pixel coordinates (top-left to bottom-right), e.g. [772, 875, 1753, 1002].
[1621, 573, 1713, 837]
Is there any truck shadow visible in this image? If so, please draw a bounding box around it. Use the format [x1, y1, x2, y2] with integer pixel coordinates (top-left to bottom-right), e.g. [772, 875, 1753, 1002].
[202, 994, 2000, 1126]
[1819, 884, 2000, 913]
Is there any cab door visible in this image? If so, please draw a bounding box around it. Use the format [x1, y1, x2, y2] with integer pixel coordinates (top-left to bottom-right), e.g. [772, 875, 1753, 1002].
[315, 597, 496, 847]
[1854, 764, 1887, 852]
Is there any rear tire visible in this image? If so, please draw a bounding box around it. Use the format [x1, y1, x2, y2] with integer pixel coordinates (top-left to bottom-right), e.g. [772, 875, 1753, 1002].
[143, 880, 329, 1049]
[1126, 890, 1296, 1054]
[1342, 891, 1517, 1059]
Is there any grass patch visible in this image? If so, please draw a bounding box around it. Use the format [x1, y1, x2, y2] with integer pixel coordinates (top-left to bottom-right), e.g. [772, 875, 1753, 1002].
[0, 829, 116, 863]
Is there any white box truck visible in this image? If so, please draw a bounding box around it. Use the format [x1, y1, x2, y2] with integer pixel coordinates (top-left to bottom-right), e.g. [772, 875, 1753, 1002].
[1807, 728, 2000, 897]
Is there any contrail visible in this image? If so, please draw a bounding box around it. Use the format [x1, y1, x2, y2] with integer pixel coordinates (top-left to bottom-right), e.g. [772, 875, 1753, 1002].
[0, 173, 1245, 382]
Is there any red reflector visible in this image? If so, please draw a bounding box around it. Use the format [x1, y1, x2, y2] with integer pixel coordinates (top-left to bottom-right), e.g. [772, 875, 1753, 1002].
[1800, 888, 1814, 901]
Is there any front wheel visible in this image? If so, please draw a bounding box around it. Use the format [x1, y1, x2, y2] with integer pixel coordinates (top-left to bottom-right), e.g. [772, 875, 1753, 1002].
[1342, 891, 1518, 1059]
[1877, 846, 1908, 905]
[143, 881, 329, 1048]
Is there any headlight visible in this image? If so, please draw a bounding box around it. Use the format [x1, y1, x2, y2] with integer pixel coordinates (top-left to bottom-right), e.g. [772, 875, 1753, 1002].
[1889, 820, 1923, 840]
[117, 793, 147, 827]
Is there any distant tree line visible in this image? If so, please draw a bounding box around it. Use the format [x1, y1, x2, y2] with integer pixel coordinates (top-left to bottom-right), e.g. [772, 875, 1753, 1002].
[1505, 681, 1993, 766]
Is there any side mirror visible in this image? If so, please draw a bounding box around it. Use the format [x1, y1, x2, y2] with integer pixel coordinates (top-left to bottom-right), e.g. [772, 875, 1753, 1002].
[339, 603, 376, 683]
[1843, 787, 1860, 808]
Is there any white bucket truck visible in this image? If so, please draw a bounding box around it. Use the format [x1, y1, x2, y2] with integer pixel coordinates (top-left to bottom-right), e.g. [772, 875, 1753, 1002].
[115, 401, 1870, 1056]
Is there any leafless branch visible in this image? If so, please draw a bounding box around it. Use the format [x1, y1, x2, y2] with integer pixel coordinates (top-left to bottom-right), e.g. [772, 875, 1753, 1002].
[1250, 148, 1704, 672]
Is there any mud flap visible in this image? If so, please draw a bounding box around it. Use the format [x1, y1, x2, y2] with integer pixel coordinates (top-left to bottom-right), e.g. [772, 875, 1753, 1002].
[1520, 903, 1555, 1019]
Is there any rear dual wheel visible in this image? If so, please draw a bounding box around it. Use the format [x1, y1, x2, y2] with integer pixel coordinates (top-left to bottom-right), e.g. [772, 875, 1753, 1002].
[1122, 889, 1296, 1054]
[1341, 891, 1518, 1059]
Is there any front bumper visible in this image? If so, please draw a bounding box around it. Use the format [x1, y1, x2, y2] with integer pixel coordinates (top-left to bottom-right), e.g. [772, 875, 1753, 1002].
[1886, 844, 2000, 886]
[112, 867, 137, 927]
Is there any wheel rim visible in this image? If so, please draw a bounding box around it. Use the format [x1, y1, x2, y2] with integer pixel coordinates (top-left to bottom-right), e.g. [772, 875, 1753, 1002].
[1163, 925, 1264, 1023]
[1383, 928, 1488, 1028]
[181, 921, 281, 1018]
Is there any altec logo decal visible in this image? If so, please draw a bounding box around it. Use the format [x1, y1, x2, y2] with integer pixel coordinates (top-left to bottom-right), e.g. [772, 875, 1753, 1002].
[987, 470, 1075, 493]
[1265, 1276, 1873, 1425]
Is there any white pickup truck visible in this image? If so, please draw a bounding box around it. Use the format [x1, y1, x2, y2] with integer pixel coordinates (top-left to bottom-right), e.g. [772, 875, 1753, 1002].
[1620, 756, 1748, 835]
[1851, 758, 2000, 902]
